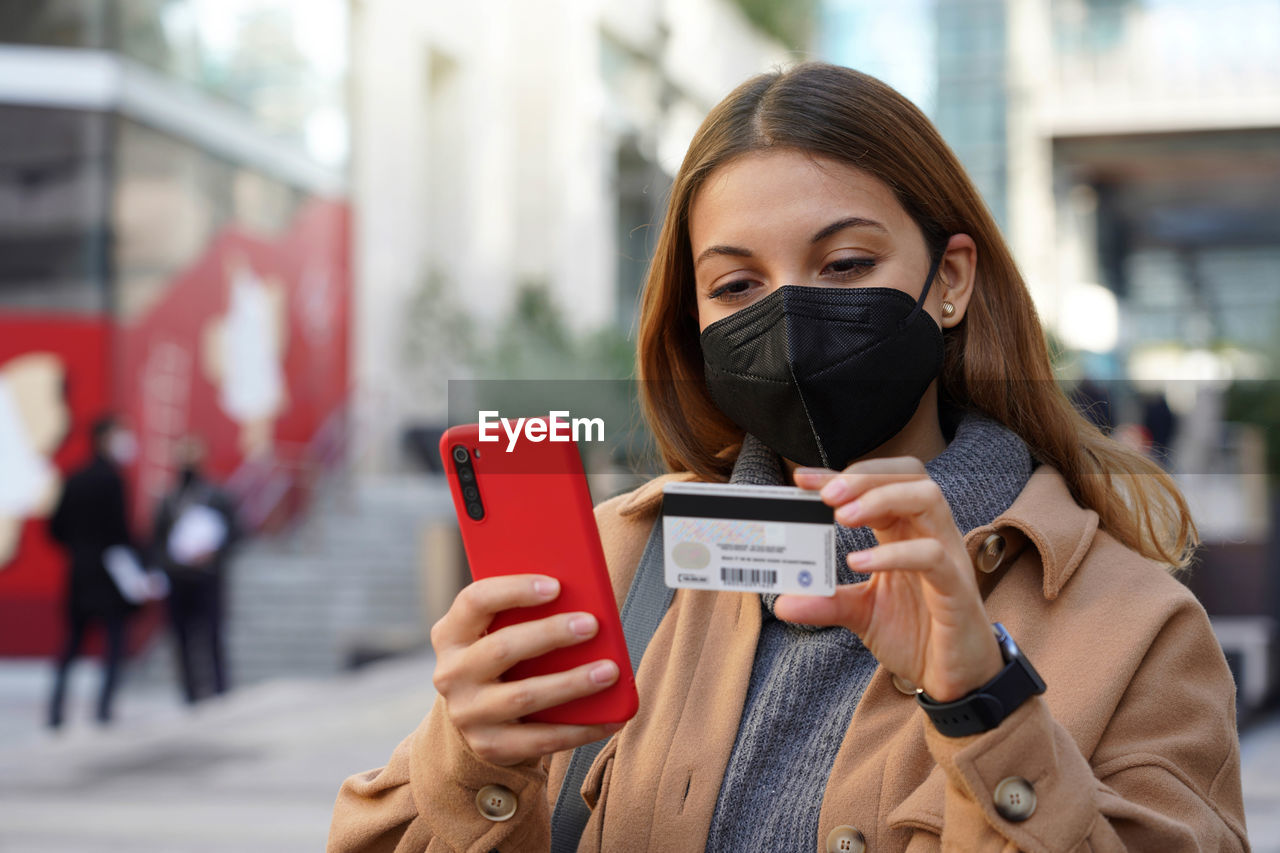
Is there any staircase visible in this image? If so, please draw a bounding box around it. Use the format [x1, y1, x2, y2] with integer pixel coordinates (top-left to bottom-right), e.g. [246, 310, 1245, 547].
[133, 473, 458, 688]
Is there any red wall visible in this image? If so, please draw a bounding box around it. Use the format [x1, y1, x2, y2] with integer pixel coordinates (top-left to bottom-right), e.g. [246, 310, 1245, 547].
[0, 317, 112, 655]
[0, 199, 351, 657]
[116, 198, 352, 529]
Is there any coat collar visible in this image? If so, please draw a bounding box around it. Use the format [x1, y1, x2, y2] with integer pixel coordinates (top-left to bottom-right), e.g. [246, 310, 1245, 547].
[618, 463, 1098, 601]
[616, 470, 705, 518]
[963, 465, 1099, 600]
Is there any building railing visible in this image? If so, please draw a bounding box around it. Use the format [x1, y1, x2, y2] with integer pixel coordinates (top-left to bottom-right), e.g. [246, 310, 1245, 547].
[224, 403, 351, 535]
[1045, 0, 1280, 134]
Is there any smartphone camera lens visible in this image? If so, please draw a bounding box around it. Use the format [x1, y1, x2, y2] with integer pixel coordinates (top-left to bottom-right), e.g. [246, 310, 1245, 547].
[452, 445, 483, 519]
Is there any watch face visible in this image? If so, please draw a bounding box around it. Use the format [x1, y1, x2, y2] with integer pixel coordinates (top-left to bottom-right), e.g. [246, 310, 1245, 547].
[993, 622, 1019, 661]
[993, 622, 1046, 693]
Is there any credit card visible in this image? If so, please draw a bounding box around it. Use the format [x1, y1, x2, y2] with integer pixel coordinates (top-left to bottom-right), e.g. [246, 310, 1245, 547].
[661, 482, 836, 596]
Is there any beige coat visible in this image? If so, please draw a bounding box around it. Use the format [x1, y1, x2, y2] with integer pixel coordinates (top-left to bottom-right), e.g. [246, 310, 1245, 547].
[327, 465, 1249, 852]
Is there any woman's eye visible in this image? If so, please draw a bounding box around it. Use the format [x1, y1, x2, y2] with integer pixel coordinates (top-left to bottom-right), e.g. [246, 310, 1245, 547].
[825, 257, 876, 278]
[708, 279, 755, 301]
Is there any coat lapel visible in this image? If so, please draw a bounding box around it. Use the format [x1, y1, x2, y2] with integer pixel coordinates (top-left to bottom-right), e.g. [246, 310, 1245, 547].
[582, 576, 762, 851]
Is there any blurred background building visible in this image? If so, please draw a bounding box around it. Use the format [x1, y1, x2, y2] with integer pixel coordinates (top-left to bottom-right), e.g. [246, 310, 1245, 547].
[352, 0, 791, 471]
[0, 0, 796, 685]
[0, 0, 352, 669]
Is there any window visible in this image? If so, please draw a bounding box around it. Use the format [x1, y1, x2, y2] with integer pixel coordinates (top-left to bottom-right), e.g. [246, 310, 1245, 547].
[0, 105, 110, 312]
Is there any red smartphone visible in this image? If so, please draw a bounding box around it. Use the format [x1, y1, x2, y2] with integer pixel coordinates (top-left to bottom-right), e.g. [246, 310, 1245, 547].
[438, 419, 638, 725]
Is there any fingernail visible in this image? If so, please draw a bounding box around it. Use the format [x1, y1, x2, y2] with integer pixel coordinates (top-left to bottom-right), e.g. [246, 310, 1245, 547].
[569, 614, 598, 637]
[821, 479, 850, 502]
[590, 661, 618, 684]
[534, 578, 559, 598]
[847, 549, 871, 569]
[835, 500, 862, 524]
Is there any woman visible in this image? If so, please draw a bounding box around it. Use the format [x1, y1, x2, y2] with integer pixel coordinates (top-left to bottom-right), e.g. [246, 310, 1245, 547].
[328, 63, 1247, 852]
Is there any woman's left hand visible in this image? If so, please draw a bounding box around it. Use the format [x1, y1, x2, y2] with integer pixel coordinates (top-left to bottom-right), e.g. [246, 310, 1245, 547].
[778, 458, 1003, 702]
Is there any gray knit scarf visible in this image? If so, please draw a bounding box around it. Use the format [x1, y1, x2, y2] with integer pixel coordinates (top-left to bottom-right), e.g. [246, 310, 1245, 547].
[704, 411, 1034, 853]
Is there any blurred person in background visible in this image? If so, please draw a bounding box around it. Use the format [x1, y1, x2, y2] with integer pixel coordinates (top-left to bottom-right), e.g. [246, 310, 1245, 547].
[1141, 390, 1178, 468]
[1070, 375, 1114, 433]
[150, 435, 240, 705]
[46, 415, 138, 729]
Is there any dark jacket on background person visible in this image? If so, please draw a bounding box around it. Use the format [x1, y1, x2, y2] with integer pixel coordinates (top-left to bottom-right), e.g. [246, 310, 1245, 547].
[149, 471, 240, 703]
[149, 472, 239, 580]
[48, 453, 134, 618]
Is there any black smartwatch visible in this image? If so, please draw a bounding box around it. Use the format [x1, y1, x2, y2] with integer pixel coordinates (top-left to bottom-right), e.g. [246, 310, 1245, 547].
[917, 622, 1046, 737]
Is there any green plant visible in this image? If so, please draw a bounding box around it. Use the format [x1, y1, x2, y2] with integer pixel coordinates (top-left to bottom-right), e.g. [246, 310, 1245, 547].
[400, 268, 477, 400]
[484, 279, 575, 378]
[471, 280, 658, 473]
[729, 0, 817, 52]
[1224, 380, 1280, 484]
[478, 279, 637, 381]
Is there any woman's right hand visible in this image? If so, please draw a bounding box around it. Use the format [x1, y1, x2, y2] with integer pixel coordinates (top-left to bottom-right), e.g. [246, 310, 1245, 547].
[429, 574, 623, 767]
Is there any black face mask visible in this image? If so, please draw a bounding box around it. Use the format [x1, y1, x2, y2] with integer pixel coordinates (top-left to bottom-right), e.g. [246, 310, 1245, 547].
[699, 255, 945, 470]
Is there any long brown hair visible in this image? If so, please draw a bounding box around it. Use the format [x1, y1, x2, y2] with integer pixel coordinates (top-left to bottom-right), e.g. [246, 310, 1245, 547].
[635, 62, 1197, 571]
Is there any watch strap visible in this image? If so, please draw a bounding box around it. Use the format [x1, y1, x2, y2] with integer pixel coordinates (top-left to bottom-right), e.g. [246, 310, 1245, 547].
[917, 623, 1046, 737]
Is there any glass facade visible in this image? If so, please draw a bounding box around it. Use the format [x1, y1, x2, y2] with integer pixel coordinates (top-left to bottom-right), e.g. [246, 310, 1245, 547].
[113, 118, 304, 321]
[1057, 123, 1280, 369]
[934, 0, 1008, 228]
[1050, 0, 1280, 103]
[0, 0, 110, 48]
[0, 0, 349, 169]
[113, 0, 349, 168]
[1126, 246, 1280, 351]
[0, 0, 346, 317]
[0, 105, 111, 312]
[820, 0, 1010, 228]
[820, 0, 936, 113]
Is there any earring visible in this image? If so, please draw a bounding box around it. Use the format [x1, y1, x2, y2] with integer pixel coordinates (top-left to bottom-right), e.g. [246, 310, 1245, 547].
[941, 301, 956, 319]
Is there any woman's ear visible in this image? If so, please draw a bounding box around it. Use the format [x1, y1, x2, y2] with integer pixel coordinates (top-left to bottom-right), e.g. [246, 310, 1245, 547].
[937, 233, 977, 328]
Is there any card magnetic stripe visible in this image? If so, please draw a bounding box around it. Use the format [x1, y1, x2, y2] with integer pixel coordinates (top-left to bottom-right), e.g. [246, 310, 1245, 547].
[661, 491, 834, 525]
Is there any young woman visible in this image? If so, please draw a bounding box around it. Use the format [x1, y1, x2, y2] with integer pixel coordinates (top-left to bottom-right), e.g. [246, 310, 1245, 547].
[328, 63, 1247, 852]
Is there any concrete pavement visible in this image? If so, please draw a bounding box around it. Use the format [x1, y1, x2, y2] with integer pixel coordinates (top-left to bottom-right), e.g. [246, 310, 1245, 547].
[1, 654, 1278, 851]
[1242, 714, 1280, 852]
[0, 653, 438, 853]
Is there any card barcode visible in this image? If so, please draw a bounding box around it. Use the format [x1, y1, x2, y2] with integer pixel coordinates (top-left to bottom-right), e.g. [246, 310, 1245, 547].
[720, 568, 778, 587]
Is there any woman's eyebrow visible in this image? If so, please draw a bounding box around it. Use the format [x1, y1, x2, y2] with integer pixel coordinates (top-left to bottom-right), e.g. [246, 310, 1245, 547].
[811, 217, 888, 243]
[694, 217, 887, 268]
[694, 244, 752, 268]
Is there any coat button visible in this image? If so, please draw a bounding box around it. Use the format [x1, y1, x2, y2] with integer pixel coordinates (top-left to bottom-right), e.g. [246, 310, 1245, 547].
[825, 824, 866, 853]
[977, 533, 1006, 573]
[475, 784, 517, 821]
[993, 776, 1036, 822]
[892, 673, 920, 695]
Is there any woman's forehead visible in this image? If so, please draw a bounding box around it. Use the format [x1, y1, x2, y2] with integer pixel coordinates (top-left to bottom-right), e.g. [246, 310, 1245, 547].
[689, 149, 913, 248]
